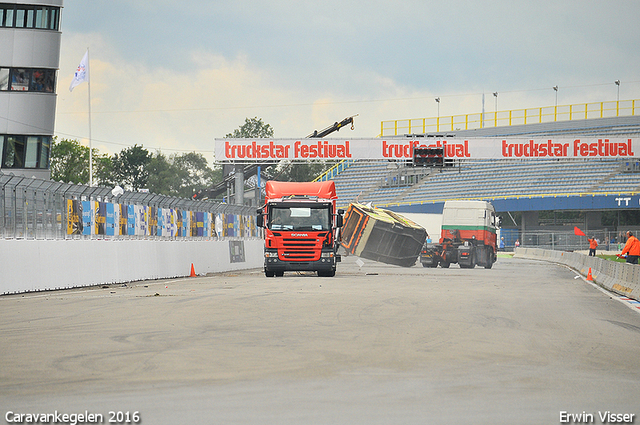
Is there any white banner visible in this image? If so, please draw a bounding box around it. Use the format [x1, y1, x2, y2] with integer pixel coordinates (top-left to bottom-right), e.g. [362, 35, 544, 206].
[215, 137, 638, 161]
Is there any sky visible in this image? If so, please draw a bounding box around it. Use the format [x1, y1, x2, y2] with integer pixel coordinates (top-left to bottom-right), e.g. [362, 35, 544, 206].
[55, 0, 640, 161]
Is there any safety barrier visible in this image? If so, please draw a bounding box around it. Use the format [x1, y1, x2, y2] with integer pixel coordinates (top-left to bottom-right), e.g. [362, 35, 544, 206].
[0, 238, 264, 294]
[0, 172, 264, 294]
[514, 248, 640, 302]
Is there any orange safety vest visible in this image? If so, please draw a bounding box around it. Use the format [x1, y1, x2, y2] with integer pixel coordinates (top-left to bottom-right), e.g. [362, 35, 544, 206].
[621, 236, 640, 257]
[588, 238, 598, 249]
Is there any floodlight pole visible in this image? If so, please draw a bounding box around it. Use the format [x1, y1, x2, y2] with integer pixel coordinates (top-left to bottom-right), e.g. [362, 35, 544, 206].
[87, 48, 93, 187]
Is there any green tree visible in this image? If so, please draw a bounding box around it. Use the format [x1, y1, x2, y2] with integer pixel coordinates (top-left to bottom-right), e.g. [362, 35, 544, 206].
[147, 151, 221, 198]
[225, 117, 274, 138]
[146, 152, 180, 195]
[50, 137, 111, 185]
[108, 144, 151, 191]
[172, 152, 221, 198]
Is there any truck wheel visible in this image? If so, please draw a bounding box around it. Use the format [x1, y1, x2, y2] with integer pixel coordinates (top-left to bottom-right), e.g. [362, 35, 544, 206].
[275, 271, 284, 277]
[318, 270, 336, 277]
[265, 270, 275, 277]
[440, 261, 450, 268]
[484, 248, 494, 269]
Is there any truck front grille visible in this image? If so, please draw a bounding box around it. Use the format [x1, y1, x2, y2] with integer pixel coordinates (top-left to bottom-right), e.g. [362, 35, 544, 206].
[281, 238, 319, 260]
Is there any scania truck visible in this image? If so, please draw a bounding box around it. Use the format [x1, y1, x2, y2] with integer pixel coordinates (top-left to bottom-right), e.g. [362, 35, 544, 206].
[420, 200, 498, 269]
[256, 181, 343, 277]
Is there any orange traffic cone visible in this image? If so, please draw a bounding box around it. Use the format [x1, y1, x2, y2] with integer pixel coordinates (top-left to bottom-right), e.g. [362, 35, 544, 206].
[586, 267, 593, 281]
[190, 263, 196, 277]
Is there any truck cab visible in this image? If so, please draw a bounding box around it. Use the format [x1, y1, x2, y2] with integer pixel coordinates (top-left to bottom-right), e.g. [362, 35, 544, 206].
[421, 200, 498, 269]
[257, 181, 343, 277]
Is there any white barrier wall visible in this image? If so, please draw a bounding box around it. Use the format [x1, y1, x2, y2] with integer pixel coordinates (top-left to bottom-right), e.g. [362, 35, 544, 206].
[514, 248, 640, 302]
[0, 239, 264, 294]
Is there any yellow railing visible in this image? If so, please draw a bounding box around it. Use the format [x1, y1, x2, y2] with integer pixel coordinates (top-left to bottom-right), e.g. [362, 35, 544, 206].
[380, 99, 639, 136]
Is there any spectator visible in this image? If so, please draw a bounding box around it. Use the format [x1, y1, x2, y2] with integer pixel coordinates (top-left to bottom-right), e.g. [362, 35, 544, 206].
[514, 239, 520, 249]
[499, 237, 505, 251]
[620, 231, 640, 264]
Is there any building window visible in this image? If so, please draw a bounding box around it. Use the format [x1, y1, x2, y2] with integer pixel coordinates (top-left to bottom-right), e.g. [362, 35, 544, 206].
[25, 136, 39, 168]
[11, 68, 30, 91]
[0, 4, 60, 30]
[3, 136, 25, 168]
[0, 68, 8, 90]
[1, 135, 51, 169]
[39, 137, 50, 169]
[30, 69, 55, 92]
[0, 68, 56, 93]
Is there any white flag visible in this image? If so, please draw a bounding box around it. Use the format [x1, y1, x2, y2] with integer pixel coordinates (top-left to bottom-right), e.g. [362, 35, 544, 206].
[69, 50, 89, 92]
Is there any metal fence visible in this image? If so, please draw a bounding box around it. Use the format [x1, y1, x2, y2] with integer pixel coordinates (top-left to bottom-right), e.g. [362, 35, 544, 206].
[381, 99, 640, 136]
[0, 172, 256, 240]
[501, 229, 634, 253]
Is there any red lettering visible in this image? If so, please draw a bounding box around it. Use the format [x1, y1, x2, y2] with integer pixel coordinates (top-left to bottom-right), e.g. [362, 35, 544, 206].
[539, 142, 548, 156]
[382, 140, 391, 158]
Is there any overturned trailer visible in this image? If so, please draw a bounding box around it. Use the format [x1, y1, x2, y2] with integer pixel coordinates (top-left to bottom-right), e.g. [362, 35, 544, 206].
[340, 203, 427, 267]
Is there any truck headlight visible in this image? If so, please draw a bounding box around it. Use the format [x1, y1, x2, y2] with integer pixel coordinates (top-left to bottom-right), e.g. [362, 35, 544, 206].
[265, 251, 279, 258]
[321, 252, 334, 258]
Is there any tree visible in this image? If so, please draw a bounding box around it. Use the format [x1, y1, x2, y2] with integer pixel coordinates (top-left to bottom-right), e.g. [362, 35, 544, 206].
[172, 152, 221, 198]
[147, 151, 221, 198]
[146, 152, 180, 195]
[50, 137, 111, 185]
[108, 144, 151, 191]
[225, 117, 274, 138]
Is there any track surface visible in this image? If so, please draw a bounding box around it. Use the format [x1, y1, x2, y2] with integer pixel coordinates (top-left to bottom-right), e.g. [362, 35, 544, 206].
[2, 256, 640, 424]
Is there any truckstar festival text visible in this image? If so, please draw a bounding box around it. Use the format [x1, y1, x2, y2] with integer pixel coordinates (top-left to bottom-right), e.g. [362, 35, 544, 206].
[216, 138, 638, 161]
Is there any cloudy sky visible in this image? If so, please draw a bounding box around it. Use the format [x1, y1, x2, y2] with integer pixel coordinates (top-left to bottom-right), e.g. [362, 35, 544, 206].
[55, 0, 640, 160]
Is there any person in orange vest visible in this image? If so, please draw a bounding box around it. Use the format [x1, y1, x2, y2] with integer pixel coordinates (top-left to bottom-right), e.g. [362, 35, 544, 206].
[620, 231, 640, 264]
[587, 236, 598, 256]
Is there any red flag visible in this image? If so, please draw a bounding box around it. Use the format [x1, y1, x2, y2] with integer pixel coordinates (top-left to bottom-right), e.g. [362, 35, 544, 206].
[574, 226, 586, 236]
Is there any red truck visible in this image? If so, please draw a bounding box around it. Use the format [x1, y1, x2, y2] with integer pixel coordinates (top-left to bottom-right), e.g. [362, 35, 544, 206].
[256, 181, 344, 277]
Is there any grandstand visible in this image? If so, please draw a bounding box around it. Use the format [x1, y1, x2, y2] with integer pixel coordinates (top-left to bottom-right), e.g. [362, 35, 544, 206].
[331, 157, 639, 208]
[323, 114, 640, 234]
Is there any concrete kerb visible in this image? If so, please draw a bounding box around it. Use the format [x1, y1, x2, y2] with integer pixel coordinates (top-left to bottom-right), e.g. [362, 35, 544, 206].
[514, 247, 640, 302]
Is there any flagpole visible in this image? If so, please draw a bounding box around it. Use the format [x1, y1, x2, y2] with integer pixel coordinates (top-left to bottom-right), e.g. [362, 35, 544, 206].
[87, 48, 93, 187]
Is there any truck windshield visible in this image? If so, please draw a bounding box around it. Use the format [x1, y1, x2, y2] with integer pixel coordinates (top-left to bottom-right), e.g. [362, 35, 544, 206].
[269, 206, 330, 231]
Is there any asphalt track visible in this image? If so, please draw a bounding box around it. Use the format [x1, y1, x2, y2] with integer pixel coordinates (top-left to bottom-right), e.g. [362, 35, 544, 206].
[1, 255, 640, 425]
